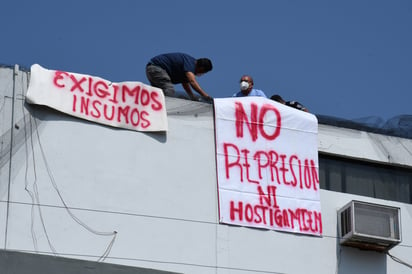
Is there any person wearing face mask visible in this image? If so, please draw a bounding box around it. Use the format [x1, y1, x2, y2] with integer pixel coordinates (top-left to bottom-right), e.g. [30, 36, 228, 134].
[146, 52, 213, 101]
[232, 75, 267, 98]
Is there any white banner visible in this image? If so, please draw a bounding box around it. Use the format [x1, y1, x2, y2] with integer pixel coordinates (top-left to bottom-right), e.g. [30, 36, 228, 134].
[26, 64, 168, 132]
[214, 97, 322, 236]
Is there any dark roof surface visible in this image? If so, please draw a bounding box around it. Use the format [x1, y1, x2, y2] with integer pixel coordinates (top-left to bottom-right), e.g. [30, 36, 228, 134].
[317, 114, 412, 139]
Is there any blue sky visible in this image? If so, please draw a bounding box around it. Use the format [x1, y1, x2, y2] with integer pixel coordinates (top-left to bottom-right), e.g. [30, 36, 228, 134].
[2, 0, 411, 121]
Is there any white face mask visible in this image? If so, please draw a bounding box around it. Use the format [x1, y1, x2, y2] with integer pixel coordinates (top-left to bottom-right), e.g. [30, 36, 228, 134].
[240, 81, 250, 91]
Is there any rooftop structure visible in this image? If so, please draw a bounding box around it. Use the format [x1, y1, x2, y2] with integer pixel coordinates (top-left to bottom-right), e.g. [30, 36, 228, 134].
[1, 64, 411, 273]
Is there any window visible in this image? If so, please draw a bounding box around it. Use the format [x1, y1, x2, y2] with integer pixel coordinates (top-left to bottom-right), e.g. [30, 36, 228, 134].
[319, 154, 412, 204]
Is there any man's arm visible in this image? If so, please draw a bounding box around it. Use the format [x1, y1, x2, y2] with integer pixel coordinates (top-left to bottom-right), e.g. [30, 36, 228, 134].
[185, 71, 211, 98]
[182, 82, 196, 100]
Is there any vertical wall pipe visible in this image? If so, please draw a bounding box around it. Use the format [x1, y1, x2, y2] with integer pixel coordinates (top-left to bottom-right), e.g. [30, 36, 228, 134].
[4, 64, 19, 248]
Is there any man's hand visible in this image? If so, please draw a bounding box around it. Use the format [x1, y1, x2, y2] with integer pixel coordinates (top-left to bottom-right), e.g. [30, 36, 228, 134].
[200, 95, 213, 104]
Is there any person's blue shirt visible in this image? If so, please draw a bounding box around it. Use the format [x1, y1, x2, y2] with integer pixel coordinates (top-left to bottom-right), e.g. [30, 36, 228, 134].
[150, 52, 196, 84]
[232, 89, 267, 98]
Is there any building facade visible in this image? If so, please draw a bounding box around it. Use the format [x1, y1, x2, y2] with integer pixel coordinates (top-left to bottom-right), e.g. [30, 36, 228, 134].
[1, 65, 411, 273]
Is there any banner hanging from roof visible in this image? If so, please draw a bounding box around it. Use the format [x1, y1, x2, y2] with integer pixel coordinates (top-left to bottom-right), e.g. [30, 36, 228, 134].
[214, 97, 322, 236]
[26, 64, 168, 132]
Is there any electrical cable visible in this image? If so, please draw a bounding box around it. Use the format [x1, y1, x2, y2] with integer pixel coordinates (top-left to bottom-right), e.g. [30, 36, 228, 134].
[97, 231, 117, 262]
[25, 105, 57, 255]
[386, 251, 412, 269]
[31, 112, 117, 260]
[23, 96, 39, 252]
[13, 67, 116, 260]
[16, 69, 57, 255]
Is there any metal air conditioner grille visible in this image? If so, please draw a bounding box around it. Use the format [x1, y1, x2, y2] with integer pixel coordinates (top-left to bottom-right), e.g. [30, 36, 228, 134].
[337, 200, 401, 252]
[354, 202, 399, 239]
[340, 206, 351, 237]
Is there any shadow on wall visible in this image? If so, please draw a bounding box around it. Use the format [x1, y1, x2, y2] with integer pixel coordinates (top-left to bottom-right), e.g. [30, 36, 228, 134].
[26, 103, 167, 144]
[336, 245, 387, 274]
[0, 250, 179, 274]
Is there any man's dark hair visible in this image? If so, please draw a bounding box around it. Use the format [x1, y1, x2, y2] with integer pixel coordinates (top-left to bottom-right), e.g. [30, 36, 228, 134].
[196, 58, 213, 72]
[270, 94, 285, 103]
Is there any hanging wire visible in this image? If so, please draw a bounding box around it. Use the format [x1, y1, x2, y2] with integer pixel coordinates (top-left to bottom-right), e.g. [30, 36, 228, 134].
[386, 251, 412, 269]
[16, 67, 116, 260]
[23, 96, 39, 251]
[27, 110, 58, 254]
[20, 71, 57, 254]
[31, 111, 117, 260]
[97, 231, 118, 262]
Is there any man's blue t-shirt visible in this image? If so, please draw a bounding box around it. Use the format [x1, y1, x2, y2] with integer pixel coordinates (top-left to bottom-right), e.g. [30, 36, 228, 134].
[232, 89, 267, 98]
[150, 53, 196, 84]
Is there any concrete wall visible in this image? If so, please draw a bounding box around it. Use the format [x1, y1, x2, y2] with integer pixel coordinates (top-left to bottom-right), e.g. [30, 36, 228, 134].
[1, 65, 411, 274]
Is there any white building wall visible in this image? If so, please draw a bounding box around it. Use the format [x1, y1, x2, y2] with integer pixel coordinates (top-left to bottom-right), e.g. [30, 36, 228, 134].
[1, 65, 411, 274]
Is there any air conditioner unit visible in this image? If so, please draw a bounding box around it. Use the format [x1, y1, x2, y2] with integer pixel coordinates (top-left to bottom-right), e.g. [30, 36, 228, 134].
[338, 200, 401, 252]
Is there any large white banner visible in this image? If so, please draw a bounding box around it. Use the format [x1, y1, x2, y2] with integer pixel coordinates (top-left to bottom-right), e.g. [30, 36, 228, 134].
[26, 64, 168, 132]
[214, 97, 322, 236]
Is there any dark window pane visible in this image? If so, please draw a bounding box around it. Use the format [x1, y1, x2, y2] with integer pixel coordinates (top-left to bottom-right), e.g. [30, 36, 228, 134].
[319, 154, 412, 204]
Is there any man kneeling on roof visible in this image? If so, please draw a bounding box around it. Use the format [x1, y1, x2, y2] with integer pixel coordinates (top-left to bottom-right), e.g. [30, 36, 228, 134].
[146, 52, 213, 101]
